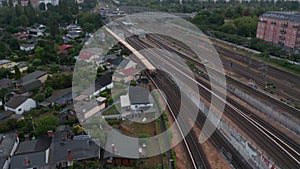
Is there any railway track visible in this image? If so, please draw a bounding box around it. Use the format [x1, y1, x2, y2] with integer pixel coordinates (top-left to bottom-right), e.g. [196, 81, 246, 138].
[153, 71, 211, 169]
[125, 36, 300, 169]
[146, 34, 300, 121]
[215, 46, 300, 104]
[126, 37, 252, 169]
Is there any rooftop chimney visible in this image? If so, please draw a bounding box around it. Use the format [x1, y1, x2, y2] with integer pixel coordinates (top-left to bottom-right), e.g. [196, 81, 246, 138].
[67, 150, 73, 162]
[111, 144, 115, 154]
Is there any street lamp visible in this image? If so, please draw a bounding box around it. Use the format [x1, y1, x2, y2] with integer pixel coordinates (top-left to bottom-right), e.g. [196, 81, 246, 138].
[30, 116, 35, 132]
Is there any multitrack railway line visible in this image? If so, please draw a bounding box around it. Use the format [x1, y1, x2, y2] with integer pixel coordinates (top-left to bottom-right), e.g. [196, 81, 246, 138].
[126, 36, 252, 169]
[215, 46, 300, 104]
[152, 70, 251, 169]
[146, 34, 300, 121]
[125, 35, 300, 169]
[153, 72, 210, 169]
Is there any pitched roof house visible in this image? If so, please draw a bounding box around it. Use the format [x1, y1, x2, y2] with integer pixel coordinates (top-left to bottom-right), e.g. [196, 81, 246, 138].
[4, 96, 36, 115]
[128, 86, 153, 110]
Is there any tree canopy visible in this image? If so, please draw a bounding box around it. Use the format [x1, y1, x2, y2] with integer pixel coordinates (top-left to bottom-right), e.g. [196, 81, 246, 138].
[34, 115, 59, 135]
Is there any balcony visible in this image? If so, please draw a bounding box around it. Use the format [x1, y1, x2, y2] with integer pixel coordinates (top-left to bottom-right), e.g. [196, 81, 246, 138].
[280, 29, 287, 34]
[293, 25, 300, 29]
[278, 41, 285, 46]
[281, 22, 288, 27]
[279, 36, 285, 40]
[259, 20, 267, 23]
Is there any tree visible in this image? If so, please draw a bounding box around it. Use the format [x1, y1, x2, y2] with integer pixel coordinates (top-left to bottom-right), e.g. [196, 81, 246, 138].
[233, 17, 258, 37]
[34, 115, 59, 135]
[39, 2, 46, 10]
[0, 88, 9, 103]
[26, 65, 36, 73]
[15, 15, 29, 27]
[83, 23, 95, 33]
[34, 46, 45, 58]
[14, 65, 21, 80]
[0, 42, 10, 59]
[44, 87, 53, 97]
[6, 118, 17, 130]
[8, 38, 20, 50]
[73, 124, 83, 135]
[34, 93, 45, 102]
[0, 68, 11, 79]
[32, 59, 42, 66]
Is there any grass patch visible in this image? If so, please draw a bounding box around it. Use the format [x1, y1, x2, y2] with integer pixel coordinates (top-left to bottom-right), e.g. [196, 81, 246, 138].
[102, 105, 120, 116]
[268, 58, 300, 75]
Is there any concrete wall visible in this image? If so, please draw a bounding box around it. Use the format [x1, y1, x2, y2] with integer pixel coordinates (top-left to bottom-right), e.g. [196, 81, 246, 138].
[228, 85, 300, 135]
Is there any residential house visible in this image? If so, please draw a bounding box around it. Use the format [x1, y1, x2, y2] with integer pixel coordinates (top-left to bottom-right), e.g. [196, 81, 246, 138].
[13, 32, 29, 40]
[108, 58, 137, 70]
[10, 63, 28, 74]
[28, 28, 43, 37]
[10, 151, 48, 169]
[45, 87, 74, 106]
[58, 44, 73, 55]
[0, 60, 17, 69]
[0, 132, 19, 169]
[20, 44, 35, 51]
[14, 134, 52, 155]
[103, 132, 140, 167]
[112, 67, 138, 83]
[20, 70, 48, 84]
[48, 125, 100, 168]
[16, 79, 41, 94]
[128, 86, 153, 110]
[94, 73, 113, 95]
[77, 73, 113, 99]
[66, 31, 81, 39]
[4, 96, 36, 115]
[77, 49, 104, 64]
[103, 54, 118, 62]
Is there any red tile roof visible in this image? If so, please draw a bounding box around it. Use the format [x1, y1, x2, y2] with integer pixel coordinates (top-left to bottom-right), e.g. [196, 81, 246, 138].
[121, 67, 138, 76]
[78, 50, 94, 60]
[59, 44, 73, 51]
[13, 32, 29, 39]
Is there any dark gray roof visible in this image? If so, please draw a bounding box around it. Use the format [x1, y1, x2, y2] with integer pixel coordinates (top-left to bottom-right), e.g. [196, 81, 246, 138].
[49, 140, 99, 163]
[108, 57, 124, 66]
[103, 54, 118, 61]
[95, 73, 112, 90]
[0, 158, 5, 169]
[0, 110, 14, 121]
[15, 140, 38, 154]
[5, 96, 28, 109]
[21, 70, 47, 83]
[0, 78, 12, 89]
[46, 87, 73, 103]
[15, 134, 51, 155]
[0, 60, 10, 65]
[117, 59, 130, 68]
[261, 11, 300, 23]
[10, 151, 46, 169]
[128, 86, 151, 105]
[0, 132, 16, 160]
[21, 79, 41, 92]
